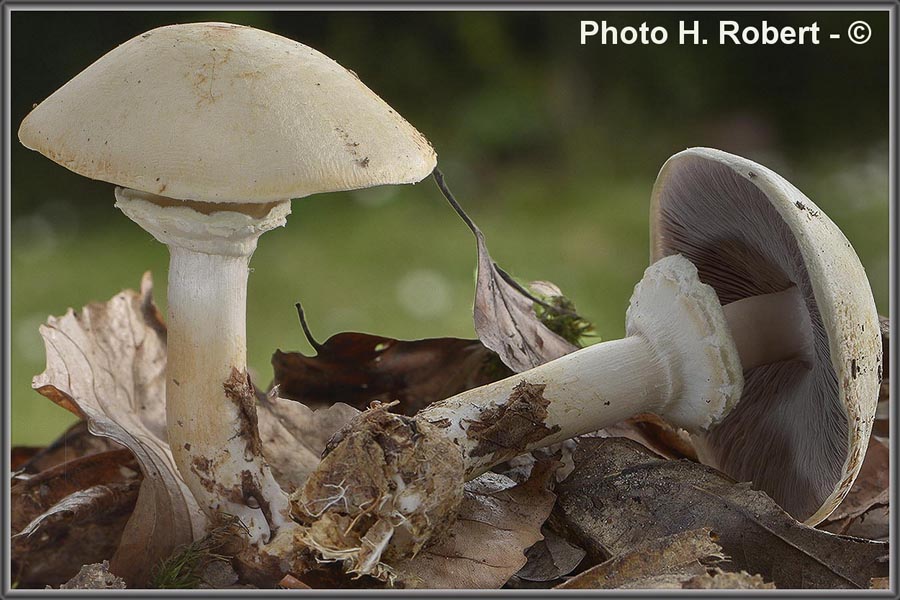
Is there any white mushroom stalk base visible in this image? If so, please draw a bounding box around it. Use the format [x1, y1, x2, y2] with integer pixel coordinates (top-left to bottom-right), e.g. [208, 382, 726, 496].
[116, 188, 293, 546]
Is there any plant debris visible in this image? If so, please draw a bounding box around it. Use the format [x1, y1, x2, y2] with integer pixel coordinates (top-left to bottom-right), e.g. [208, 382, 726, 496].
[555, 528, 727, 589]
[14, 420, 122, 474]
[433, 168, 582, 372]
[554, 437, 889, 589]
[150, 514, 247, 589]
[53, 561, 126, 590]
[31, 273, 204, 586]
[272, 304, 511, 415]
[528, 280, 595, 347]
[17, 271, 892, 591]
[515, 525, 587, 583]
[388, 460, 559, 588]
[292, 403, 466, 581]
[11, 449, 142, 587]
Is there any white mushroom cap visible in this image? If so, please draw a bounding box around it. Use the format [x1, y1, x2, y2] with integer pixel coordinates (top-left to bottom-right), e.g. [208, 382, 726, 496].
[18, 22, 436, 203]
[650, 147, 881, 524]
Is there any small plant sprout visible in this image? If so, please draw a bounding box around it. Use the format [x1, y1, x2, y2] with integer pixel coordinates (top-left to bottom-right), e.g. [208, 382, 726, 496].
[294, 149, 880, 577]
[19, 22, 436, 549]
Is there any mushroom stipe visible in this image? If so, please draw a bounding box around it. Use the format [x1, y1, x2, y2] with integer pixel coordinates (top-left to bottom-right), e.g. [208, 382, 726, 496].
[20, 21, 437, 555]
[294, 149, 880, 578]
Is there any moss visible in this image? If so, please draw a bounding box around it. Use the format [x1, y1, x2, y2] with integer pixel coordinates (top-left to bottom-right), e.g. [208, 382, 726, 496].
[530, 284, 595, 347]
[149, 514, 247, 589]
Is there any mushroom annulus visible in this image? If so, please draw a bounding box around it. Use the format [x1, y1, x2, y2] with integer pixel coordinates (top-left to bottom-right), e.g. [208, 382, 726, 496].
[18, 22, 437, 547]
[294, 148, 881, 577]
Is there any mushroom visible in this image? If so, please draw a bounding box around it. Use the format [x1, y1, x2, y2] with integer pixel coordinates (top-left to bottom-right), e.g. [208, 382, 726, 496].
[651, 147, 881, 525]
[18, 22, 436, 546]
[294, 149, 880, 575]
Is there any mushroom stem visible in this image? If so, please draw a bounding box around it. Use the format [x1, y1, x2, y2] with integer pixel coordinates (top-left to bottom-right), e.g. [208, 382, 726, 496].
[418, 254, 746, 478]
[421, 335, 667, 478]
[422, 265, 813, 479]
[294, 255, 823, 574]
[116, 188, 292, 545]
[295, 254, 744, 573]
[723, 286, 813, 370]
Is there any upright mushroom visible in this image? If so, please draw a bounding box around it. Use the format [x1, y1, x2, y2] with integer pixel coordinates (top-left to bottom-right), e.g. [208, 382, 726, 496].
[295, 149, 880, 575]
[18, 22, 436, 545]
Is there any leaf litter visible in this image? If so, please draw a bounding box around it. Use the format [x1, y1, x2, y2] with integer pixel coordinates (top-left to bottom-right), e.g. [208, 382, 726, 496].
[553, 437, 888, 589]
[13, 171, 891, 591]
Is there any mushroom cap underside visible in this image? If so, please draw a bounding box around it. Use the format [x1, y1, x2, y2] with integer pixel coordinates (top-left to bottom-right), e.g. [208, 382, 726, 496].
[650, 147, 881, 524]
[18, 22, 437, 203]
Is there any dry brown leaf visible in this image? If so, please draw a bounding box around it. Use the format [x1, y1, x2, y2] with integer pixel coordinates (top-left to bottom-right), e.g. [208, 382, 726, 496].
[834, 504, 889, 541]
[516, 525, 586, 583]
[390, 460, 559, 589]
[32, 273, 205, 586]
[14, 420, 122, 474]
[12, 448, 138, 533]
[554, 438, 888, 589]
[14, 482, 140, 544]
[822, 436, 889, 524]
[822, 488, 889, 541]
[256, 391, 360, 490]
[11, 449, 142, 588]
[277, 574, 312, 589]
[556, 528, 723, 589]
[682, 568, 775, 589]
[54, 561, 127, 590]
[11, 447, 42, 471]
[869, 576, 890, 589]
[433, 169, 579, 372]
[873, 399, 888, 439]
[272, 313, 510, 416]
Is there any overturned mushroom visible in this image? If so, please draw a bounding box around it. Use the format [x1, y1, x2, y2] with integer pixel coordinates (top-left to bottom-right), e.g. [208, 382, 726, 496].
[294, 253, 742, 577]
[294, 149, 880, 577]
[651, 148, 882, 524]
[18, 22, 436, 547]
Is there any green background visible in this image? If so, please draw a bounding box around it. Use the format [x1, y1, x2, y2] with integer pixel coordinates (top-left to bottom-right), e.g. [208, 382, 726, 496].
[10, 10, 891, 445]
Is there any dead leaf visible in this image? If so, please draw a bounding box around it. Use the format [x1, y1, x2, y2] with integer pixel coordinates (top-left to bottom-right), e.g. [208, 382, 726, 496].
[53, 561, 127, 590]
[14, 481, 141, 544]
[682, 568, 775, 589]
[554, 438, 888, 589]
[516, 525, 586, 582]
[12, 448, 138, 533]
[277, 574, 311, 589]
[32, 273, 205, 586]
[869, 576, 890, 589]
[256, 391, 360, 490]
[433, 169, 579, 372]
[11, 449, 142, 588]
[873, 399, 888, 439]
[556, 528, 723, 589]
[14, 420, 122, 474]
[272, 305, 510, 415]
[390, 460, 559, 589]
[11, 447, 42, 471]
[826, 502, 889, 541]
[822, 436, 888, 524]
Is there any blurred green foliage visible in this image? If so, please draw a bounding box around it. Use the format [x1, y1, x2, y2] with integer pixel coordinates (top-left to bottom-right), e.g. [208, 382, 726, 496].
[10, 11, 890, 445]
